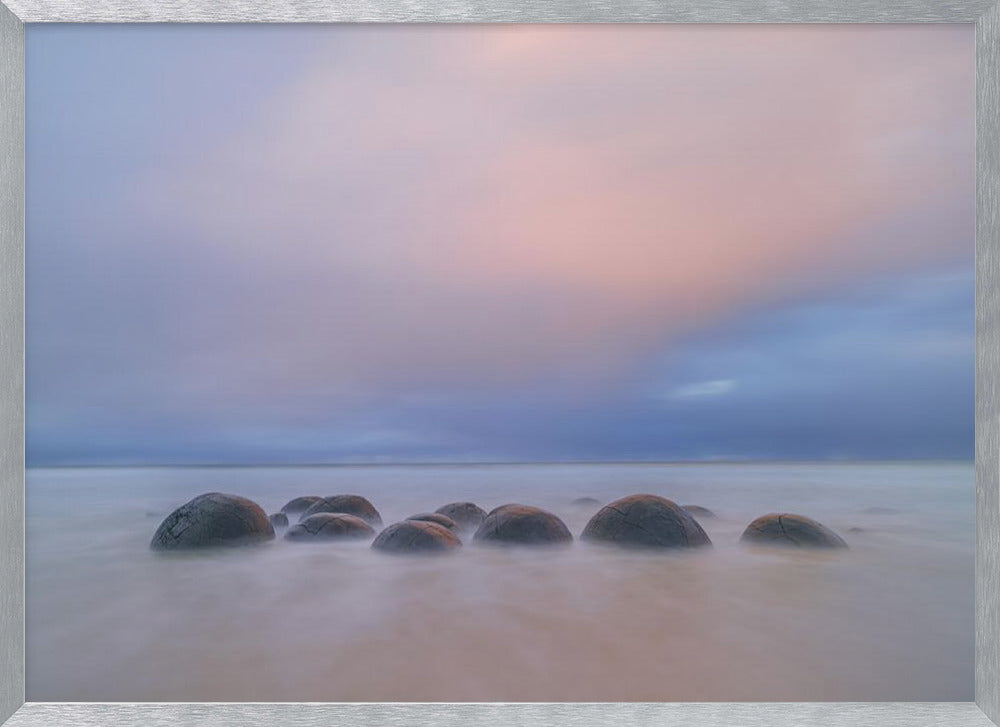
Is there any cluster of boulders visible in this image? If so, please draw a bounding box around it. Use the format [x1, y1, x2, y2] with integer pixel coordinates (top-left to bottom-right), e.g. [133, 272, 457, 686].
[150, 492, 849, 553]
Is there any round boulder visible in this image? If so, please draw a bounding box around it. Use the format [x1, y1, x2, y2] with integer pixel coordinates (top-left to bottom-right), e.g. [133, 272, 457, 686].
[740, 513, 848, 549]
[269, 512, 289, 529]
[434, 502, 487, 532]
[300, 495, 382, 526]
[285, 513, 375, 541]
[581, 494, 711, 549]
[572, 497, 602, 507]
[280, 496, 322, 516]
[371, 521, 461, 554]
[473, 504, 573, 546]
[151, 492, 275, 550]
[682, 505, 716, 519]
[407, 512, 459, 532]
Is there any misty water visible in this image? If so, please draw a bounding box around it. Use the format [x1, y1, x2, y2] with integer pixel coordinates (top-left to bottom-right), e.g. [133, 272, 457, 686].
[26, 462, 971, 702]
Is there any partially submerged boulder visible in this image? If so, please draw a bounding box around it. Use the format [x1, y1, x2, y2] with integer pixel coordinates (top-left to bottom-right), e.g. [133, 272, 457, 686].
[434, 502, 487, 532]
[571, 497, 602, 507]
[151, 492, 274, 550]
[371, 520, 461, 554]
[300, 495, 382, 526]
[581, 494, 711, 549]
[473, 504, 572, 546]
[682, 505, 716, 519]
[740, 513, 848, 549]
[285, 513, 375, 541]
[861, 506, 900, 515]
[280, 496, 322, 516]
[269, 512, 289, 529]
[407, 512, 459, 532]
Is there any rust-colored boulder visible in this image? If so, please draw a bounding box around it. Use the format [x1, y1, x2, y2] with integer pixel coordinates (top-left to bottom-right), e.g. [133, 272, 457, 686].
[581, 494, 711, 549]
[407, 512, 459, 532]
[741, 513, 847, 549]
[473, 504, 572, 546]
[371, 520, 461, 554]
[280, 496, 322, 516]
[300, 495, 382, 526]
[284, 513, 375, 541]
[434, 502, 487, 532]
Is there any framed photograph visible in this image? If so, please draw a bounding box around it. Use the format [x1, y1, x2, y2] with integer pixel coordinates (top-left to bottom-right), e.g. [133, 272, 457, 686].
[1, 3, 999, 727]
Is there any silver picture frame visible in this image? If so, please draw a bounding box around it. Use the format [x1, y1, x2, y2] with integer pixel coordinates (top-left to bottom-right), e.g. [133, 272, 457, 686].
[1, 2, 998, 725]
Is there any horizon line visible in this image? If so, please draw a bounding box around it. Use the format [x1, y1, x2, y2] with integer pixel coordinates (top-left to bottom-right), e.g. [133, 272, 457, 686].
[25, 457, 975, 470]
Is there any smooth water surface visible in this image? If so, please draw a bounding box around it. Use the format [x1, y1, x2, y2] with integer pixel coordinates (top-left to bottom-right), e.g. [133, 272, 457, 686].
[26, 462, 972, 701]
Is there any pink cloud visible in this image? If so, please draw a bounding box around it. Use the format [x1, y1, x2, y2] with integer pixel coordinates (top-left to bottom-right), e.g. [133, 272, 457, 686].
[136, 25, 973, 403]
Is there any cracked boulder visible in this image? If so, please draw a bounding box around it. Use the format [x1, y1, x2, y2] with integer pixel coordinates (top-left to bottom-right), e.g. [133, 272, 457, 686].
[406, 512, 459, 532]
[371, 520, 462, 554]
[740, 513, 848, 549]
[299, 495, 382, 526]
[280, 496, 322, 517]
[434, 502, 487, 532]
[151, 492, 275, 550]
[581, 494, 711, 549]
[285, 513, 375, 541]
[473, 504, 573, 546]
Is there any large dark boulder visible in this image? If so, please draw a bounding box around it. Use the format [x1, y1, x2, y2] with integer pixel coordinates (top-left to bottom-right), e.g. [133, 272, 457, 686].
[300, 495, 382, 526]
[269, 512, 289, 529]
[371, 521, 461, 554]
[740, 513, 848, 549]
[151, 492, 275, 550]
[407, 512, 459, 532]
[280, 496, 322, 516]
[434, 502, 487, 532]
[285, 513, 375, 541]
[581, 494, 711, 549]
[682, 505, 716, 519]
[473, 504, 572, 546]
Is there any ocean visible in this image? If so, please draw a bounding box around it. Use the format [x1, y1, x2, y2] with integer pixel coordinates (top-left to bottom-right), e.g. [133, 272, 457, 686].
[25, 461, 973, 702]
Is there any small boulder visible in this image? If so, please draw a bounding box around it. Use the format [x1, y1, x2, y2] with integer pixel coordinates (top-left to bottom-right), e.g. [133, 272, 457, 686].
[151, 492, 274, 550]
[407, 512, 459, 532]
[285, 513, 375, 541]
[371, 520, 461, 554]
[861, 506, 900, 515]
[300, 495, 382, 526]
[571, 497, 602, 507]
[280, 496, 322, 516]
[581, 494, 711, 549]
[740, 513, 848, 549]
[473, 504, 573, 546]
[434, 502, 487, 532]
[269, 512, 289, 529]
[682, 505, 716, 519]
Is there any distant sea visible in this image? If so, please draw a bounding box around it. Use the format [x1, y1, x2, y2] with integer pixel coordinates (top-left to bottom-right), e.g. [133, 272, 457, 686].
[26, 461, 972, 701]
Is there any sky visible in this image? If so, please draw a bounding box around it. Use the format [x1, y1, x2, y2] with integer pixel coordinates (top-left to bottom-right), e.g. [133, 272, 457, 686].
[25, 24, 974, 465]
